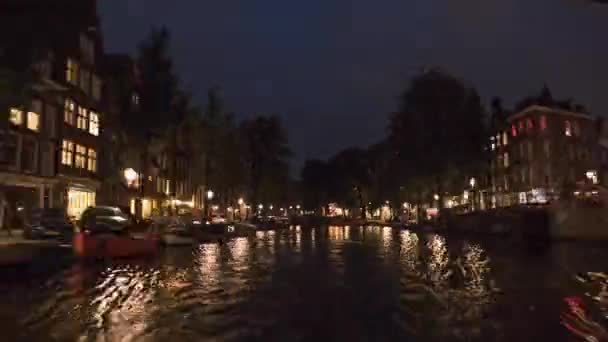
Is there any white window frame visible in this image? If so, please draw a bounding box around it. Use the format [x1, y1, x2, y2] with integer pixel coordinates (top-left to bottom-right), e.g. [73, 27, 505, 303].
[89, 111, 99, 136]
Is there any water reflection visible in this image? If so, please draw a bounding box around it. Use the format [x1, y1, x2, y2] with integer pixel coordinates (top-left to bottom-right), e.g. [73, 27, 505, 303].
[7, 225, 605, 341]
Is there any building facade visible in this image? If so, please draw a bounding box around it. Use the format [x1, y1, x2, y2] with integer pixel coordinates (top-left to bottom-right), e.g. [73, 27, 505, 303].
[1, 0, 103, 218]
[490, 103, 603, 206]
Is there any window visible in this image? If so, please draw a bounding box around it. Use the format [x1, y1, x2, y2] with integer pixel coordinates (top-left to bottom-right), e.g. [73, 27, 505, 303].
[9, 108, 23, 126]
[511, 124, 517, 137]
[573, 121, 581, 136]
[518, 121, 524, 133]
[526, 118, 533, 131]
[92, 75, 102, 101]
[27, 111, 40, 131]
[502, 132, 508, 146]
[0, 130, 18, 167]
[87, 149, 97, 172]
[64, 98, 76, 125]
[543, 141, 550, 157]
[80, 33, 95, 64]
[527, 141, 533, 159]
[540, 116, 547, 131]
[62, 140, 74, 166]
[165, 179, 171, 194]
[45, 104, 56, 137]
[21, 137, 37, 172]
[75, 144, 86, 168]
[565, 120, 572, 136]
[79, 68, 90, 93]
[132, 93, 139, 106]
[66, 58, 79, 84]
[503, 152, 509, 168]
[77, 106, 88, 130]
[89, 111, 99, 136]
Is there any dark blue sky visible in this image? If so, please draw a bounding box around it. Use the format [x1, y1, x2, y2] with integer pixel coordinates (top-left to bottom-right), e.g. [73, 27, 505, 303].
[99, 0, 608, 167]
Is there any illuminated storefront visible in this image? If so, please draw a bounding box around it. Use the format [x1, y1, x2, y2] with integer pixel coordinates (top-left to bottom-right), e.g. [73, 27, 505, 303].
[68, 188, 95, 218]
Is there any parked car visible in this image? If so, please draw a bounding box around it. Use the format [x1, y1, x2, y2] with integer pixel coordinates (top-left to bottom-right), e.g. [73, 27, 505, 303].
[78, 206, 134, 234]
[23, 208, 74, 241]
[210, 214, 227, 224]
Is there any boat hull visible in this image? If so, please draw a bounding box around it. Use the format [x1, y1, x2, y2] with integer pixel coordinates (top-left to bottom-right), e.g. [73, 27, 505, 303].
[73, 233, 159, 258]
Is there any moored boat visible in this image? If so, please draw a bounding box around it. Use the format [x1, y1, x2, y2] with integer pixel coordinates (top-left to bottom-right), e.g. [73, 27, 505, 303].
[73, 232, 159, 258]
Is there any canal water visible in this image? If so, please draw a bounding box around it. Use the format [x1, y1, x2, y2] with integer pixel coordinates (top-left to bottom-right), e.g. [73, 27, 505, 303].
[0, 226, 606, 341]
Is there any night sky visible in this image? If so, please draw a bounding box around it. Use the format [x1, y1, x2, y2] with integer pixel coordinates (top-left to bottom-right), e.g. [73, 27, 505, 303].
[99, 0, 608, 168]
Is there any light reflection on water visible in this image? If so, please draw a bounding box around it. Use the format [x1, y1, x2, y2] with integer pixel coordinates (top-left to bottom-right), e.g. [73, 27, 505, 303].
[2, 225, 606, 341]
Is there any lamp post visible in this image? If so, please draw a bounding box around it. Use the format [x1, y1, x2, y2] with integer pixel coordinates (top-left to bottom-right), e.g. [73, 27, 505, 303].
[206, 190, 214, 217]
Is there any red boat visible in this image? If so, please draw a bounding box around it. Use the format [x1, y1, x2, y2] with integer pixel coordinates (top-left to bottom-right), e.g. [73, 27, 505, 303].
[73, 232, 159, 259]
[73, 206, 159, 259]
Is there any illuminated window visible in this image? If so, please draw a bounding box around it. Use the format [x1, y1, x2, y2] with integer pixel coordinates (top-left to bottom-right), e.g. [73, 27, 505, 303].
[75, 144, 87, 168]
[77, 106, 88, 130]
[61, 140, 74, 166]
[27, 111, 40, 131]
[132, 93, 139, 106]
[502, 132, 508, 146]
[540, 115, 547, 130]
[9, 108, 23, 125]
[66, 58, 79, 84]
[165, 179, 171, 194]
[573, 121, 580, 136]
[565, 120, 572, 136]
[518, 121, 524, 133]
[89, 111, 99, 136]
[64, 98, 76, 125]
[503, 152, 509, 168]
[87, 149, 97, 172]
[495, 134, 501, 146]
[526, 118, 533, 131]
[511, 124, 517, 137]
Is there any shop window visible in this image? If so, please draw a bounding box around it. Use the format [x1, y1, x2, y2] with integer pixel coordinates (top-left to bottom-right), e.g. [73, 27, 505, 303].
[89, 111, 99, 136]
[0, 130, 18, 167]
[77, 106, 88, 130]
[64, 98, 76, 125]
[62, 140, 74, 166]
[87, 148, 97, 172]
[75, 144, 87, 168]
[67, 189, 95, 219]
[9, 108, 23, 126]
[502, 132, 508, 146]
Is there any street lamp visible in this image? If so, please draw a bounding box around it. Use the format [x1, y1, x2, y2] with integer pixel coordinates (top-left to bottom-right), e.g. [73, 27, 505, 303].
[258, 204, 263, 210]
[124, 168, 137, 187]
[238, 198, 244, 205]
[296, 204, 301, 210]
[470, 177, 476, 188]
[269, 204, 274, 210]
[206, 190, 214, 200]
[433, 194, 439, 201]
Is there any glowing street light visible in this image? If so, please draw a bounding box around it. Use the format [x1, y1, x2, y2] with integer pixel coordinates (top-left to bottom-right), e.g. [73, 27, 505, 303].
[206, 190, 214, 200]
[469, 177, 476, 188]
[124, 168, 137, 186]
[269, 204, 274, 210]
[238, 197, 244, 205]
[296, 204, 301, 209]
[433, 194, 439, 201]
[258, 204, 264, 210]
